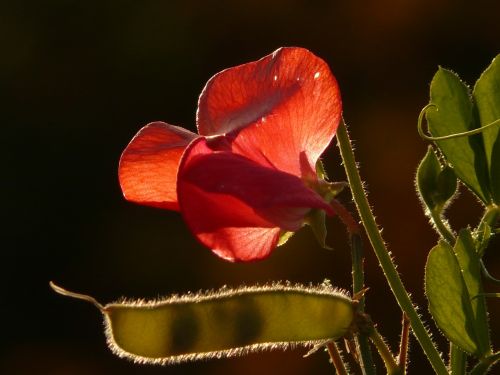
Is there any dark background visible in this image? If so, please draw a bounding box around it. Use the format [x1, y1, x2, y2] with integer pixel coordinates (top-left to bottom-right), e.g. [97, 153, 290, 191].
[2, 1, 500, 374]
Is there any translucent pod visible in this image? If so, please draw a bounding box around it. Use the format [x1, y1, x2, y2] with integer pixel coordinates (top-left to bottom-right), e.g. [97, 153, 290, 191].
[51, 282, 354, 365]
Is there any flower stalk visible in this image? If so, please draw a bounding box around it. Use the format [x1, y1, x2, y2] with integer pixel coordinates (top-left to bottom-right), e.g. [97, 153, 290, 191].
[350, 233, 376, 375]
[329, 197, 376, 374]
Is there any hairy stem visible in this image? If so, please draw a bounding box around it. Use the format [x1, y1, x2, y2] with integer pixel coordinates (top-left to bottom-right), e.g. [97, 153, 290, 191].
[430, 210, 456, 244]
[398, 313, 410, 374]
[336, 120, 449, 375]
[327, 341, 349, 375]
[369, 325, 402, 375]
[330, 198, 375, 374]
[351, 233, 376, 375]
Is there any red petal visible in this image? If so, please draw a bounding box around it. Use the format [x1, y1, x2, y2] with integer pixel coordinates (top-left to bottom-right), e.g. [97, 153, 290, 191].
[202, 227, 282, 262]
[177, 137, 333, 261]
[197, 47, 342, 177]
[119, 122, 198, 210]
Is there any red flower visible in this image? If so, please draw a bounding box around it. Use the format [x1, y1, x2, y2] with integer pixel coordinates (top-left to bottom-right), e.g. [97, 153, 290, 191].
[119, 47, 342, 261]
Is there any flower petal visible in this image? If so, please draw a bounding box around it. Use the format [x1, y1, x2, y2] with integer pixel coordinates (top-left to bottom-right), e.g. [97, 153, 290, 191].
[177, 137, 333, 261]
[119, 122, 198, 210]
[197, 47, 342, 177]
[204, 227, 282, 262]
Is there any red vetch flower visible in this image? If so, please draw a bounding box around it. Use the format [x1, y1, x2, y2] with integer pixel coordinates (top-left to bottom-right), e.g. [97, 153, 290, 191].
[119, 47, 342, 261]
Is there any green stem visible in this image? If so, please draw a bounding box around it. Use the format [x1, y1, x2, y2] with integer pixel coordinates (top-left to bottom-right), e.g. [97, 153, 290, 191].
[369, 326, 402, 375]
[351, 233, 376, 375]
[450, 344, 467, 375]
[469, 352, 500, 375]
[351, 234, 365, 309]
[336, 120, 449, 375]
[329, 198, 376, 374]
[430, 210, 456, 244]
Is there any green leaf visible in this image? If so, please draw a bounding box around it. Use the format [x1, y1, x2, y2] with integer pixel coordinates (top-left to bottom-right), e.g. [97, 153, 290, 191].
[473, 54, 500, 203]
[277, 230, 295, 246]
[453, 229, 491, 356]
[416, 146, 457, 213]
[52, 282, 354, 364]
[425, 231, 491, 357]
[427, 68, 491, 203]
[426, 241, 477, 354]
[316, 159, 328, 180]
[306, 208, 331, 249]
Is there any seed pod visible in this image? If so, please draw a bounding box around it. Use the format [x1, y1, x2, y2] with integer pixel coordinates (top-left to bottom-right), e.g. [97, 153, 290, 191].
[51, 281, 354, 365]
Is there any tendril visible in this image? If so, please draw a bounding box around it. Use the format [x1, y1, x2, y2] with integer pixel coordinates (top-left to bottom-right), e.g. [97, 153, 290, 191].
[418, 103, 500, 141]
[473, 293, 500, 299]
[480, 260, 500, 285]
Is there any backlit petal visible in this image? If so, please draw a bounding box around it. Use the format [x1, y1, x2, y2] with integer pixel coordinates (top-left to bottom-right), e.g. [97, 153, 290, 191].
[119, 122, 198, 210]
[177, 137, 333, 261]
[204, 227, 282, 262]
[197, 47, 342, 177]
